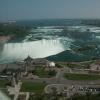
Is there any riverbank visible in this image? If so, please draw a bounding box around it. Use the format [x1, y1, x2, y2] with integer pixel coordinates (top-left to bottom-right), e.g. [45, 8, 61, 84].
[0, 35, 12, 43]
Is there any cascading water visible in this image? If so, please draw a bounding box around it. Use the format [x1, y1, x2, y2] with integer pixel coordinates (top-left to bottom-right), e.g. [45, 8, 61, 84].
[0, 25, 100, 63]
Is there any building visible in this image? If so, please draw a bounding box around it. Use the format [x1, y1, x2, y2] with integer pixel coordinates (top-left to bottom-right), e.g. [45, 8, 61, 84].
[0, 56, 56, 78]
[90, 64, 100, 71]
[89, 63, 100, 74]
[23, 56, 55, 72]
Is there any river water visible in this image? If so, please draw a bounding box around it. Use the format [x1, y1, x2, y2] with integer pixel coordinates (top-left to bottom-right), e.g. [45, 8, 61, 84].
[0, 39, 65, 63]
[0, 20, 100, 63]
[1, 19, 100, 99]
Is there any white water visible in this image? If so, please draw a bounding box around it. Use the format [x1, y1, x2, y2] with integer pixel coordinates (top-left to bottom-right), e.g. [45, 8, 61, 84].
[31, 27, 63, 33]
[1, 25, 99, 63]
[68, 26, 100, 33]
[0, 39, 72, 63]
[0, 26, 76, 63]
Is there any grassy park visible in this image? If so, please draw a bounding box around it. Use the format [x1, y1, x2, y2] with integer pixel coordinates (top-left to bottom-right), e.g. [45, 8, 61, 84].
[21, 82, 46, 93]
[0, 80, 8, 88]
[32, 67, 56, 78]
[64, 73, 100, 80]
[56, 62, 87, 69]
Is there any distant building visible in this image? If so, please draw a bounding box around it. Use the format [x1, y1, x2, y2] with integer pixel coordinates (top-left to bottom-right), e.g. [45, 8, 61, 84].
[0, 63, 24, 76]
[89, 63, 100, 74]
[24, 56, 55, 71]
[90, 64, 100, 71]
[49, 62, 55, 67]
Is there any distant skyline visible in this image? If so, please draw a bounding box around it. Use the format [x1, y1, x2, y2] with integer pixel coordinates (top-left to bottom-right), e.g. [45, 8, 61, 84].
[0, 0, 100, 21]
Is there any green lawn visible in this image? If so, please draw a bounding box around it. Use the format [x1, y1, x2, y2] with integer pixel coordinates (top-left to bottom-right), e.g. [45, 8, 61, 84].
[0, 80, 8, 88]
[56, 62, 85, 68]
[32, 67, 56, 78]
[21, 82, 46, 93]
[64, 73, 100, 80]
[67, 63, 83, 68]
[56, 62, 91, 69]
[33, 67, 48, 78]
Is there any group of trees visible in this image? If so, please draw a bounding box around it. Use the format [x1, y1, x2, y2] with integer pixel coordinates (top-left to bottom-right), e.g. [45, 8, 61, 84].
[0, 23, 30, 37]
[68, 92, 100, 100]
[28, 92, 100, 100]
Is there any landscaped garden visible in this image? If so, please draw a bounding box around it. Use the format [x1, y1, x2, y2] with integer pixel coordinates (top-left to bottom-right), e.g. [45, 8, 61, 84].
[64, 73, 100, 80]
[56, 62, 87, 69]
[21, 82, 46, 93]
[32, 67, 56, 78]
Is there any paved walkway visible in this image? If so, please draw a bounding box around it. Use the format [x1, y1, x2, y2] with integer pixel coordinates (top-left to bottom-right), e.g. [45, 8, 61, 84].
[44, 84, 68, 94]
[7, 82, 22, 100]
[26, 92, 30, 100]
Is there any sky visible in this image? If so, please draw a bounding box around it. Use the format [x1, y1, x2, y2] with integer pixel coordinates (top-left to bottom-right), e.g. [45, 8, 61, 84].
[0, 0, 100, 21]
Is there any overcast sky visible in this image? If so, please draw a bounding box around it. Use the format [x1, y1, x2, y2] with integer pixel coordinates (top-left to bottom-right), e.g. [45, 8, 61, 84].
[0, 0, 100, 21]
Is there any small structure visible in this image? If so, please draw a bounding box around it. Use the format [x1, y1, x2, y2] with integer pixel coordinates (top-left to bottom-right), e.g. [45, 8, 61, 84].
[11, 73, 16, 87]
[90, 64, 100, 71]
[49, 62, 55, 67]
[89, 63, 100, 74]
[0, 62, 23, 86]
[24, 56, 33, 64]
[0, 63, 23, 75]
[24, 56, 33, 73]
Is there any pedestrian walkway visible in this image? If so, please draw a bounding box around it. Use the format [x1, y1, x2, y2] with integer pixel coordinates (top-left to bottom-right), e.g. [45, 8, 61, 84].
[7, 82, 22, 100]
